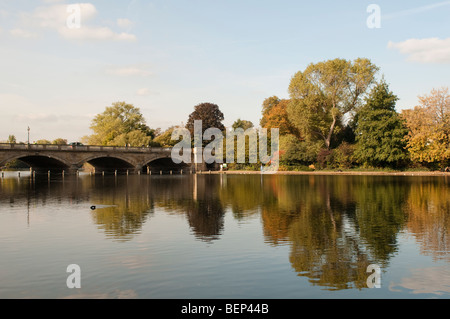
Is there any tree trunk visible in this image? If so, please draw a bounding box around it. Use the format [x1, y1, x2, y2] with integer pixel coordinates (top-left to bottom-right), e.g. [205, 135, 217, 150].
[325, 116, 337, 149]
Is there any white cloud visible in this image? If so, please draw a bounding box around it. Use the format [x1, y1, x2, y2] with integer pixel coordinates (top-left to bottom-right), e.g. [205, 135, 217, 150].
[388, 37, 450, 64]
[105, 65, 152, 77]
[12, 3, 136, 42]
[18, 3, 96, 29]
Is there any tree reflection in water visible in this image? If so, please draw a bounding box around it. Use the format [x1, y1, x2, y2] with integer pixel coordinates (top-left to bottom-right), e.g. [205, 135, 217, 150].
[1, 172, 449, 290]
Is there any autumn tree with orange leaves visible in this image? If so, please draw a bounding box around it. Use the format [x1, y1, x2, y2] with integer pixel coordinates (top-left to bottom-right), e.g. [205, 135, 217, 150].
[402, 87, 450, 167]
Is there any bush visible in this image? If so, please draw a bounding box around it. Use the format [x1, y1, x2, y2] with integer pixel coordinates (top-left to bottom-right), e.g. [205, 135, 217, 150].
[334, 142, 356, 169]
[316, 149, 334, 169]
[315, 142, 356, 170]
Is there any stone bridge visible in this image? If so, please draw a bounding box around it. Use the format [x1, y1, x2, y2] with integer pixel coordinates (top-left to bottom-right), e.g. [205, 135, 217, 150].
[0, 143, 210, 174]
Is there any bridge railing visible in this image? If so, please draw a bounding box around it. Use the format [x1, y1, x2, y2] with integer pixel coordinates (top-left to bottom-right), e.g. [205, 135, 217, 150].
[0, 143, 173, 153]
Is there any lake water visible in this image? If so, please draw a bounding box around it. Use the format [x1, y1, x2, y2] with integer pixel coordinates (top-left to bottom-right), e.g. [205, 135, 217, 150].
[1, 171, 450, 299]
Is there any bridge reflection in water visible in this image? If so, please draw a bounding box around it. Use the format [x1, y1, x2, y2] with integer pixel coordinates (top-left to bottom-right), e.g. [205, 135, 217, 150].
[0, 143, 207, 174]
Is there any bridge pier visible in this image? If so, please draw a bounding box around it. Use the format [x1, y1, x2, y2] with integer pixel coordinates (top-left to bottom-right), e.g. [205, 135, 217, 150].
[133, 165, 143, 175]
[66, 165, 82, 175]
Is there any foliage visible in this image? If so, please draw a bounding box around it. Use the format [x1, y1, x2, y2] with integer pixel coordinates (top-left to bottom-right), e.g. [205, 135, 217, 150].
[353, 80, 409, 168]
[333, 142, 356, 169]
[316, 148, 334, 169]
[231, 119, 254, 131]
[186, 102, 225, 138]
[35, 139, 51, 144]
[402, 87, 450, 165]
[87, 101, 155, 146]
[153, 126, 183, 147]
[279, 134, 322, 165]
[260, 97, 301, 138]
[52, 138, 67, 145]
[7, 135, 16, 144]
[287, 58, 379, 149]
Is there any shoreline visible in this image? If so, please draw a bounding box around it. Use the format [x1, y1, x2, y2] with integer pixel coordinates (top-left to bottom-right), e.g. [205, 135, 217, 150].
[197, 170, 450, 177]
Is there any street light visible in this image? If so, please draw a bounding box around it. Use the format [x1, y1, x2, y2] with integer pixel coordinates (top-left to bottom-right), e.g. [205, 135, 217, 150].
[27, 126, 30, 145]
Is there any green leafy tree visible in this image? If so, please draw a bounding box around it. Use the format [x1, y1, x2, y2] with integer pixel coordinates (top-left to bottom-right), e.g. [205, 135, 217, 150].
[279, 135, 321, 166]
[353, 80, 409, 168]
[35, 139, 51, 144]
[87, 101, 155, 146]
[7, 135, 16, 144]
[232, 119, 254, 131]
[153, 126, 183, 147]
[52, 138, 67, 145]
[287, 58, 379, 149]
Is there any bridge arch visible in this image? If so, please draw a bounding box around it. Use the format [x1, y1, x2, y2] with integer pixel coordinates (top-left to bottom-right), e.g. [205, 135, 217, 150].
[80, 154, 136, 173]
[0, 154, 71, 172]
[141, 155, 191, 174]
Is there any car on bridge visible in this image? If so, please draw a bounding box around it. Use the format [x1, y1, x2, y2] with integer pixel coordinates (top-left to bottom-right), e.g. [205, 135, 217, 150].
[69, 142, 84, 148]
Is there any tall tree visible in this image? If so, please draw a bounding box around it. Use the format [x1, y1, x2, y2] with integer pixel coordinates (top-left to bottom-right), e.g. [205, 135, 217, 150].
[186, 102, 225, 133]
[402, 87, 450, 165]
[287, 58, 379, 149]
[353, 80, 409, 168]
[186, 102, 225, 147]
[87, 101, 155, 146]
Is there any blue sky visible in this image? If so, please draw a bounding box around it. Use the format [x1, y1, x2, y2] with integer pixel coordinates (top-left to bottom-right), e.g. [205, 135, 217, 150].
[1, 0, 449, 142]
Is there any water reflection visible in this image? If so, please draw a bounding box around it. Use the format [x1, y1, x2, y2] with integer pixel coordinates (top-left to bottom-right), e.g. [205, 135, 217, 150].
[1, 173, 449, 291]
[404, 178, 450, 262]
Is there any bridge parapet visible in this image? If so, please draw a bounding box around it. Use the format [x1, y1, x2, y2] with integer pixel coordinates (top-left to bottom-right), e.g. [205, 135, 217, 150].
[0, 143, 172, 154]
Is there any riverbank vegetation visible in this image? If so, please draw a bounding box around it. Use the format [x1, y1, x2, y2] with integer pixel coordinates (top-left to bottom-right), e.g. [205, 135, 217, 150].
[4, 57, 448, 172]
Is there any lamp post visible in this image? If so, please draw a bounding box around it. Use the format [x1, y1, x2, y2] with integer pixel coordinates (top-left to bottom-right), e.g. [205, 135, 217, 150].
[27, 126, 30, 145]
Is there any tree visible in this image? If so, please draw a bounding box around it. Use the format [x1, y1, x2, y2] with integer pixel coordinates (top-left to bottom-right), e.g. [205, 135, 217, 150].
[186, 102, 225, 133]
[260, 98, 301, 138]
[287, 58, 379, 149]
[260, 96, 282, 127]
[353, 80, 409, 168]
[52, 138, 67, 145]
[87, 101, 155, 146]
[153, 126, 183, 147]
[232, 119, 254, 131]
[279, 134, 321, 166]
[7, 135, 16, 144]
[35, 139, 51, 144]
[185, 102, 225, 146]
[402, 87, 450, 165]
[110, 130, 152, 147]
